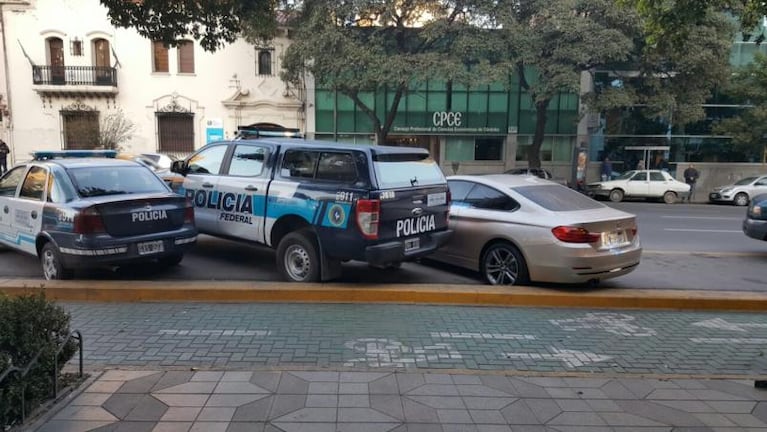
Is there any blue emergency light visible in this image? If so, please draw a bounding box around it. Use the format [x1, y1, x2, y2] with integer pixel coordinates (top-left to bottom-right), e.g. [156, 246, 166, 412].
[32, 150, 118, 160]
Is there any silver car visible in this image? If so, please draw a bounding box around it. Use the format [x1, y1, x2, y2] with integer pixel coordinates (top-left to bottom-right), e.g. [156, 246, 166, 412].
[709, 175, 767, 206]
[429, 175, 642, 285]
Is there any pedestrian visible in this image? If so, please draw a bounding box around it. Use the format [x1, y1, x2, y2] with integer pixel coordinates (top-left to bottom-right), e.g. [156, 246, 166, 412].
[601, 156, 612, 181]
[0, 139, 9, 176]
[636, 159, 644, 170]
[683, 163, 700, 203]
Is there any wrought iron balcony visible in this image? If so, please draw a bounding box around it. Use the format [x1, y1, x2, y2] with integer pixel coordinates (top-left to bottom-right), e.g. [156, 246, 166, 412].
[32, 65, 118, 97]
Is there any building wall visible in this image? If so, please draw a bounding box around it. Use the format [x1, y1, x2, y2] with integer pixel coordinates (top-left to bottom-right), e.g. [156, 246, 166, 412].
[1, 0, 302, 164]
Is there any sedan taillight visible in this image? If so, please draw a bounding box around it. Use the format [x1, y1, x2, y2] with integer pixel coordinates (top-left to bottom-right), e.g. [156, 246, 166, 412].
[73, 207, 105, 234]
[551, 226, 600, 244]
[184, 204, 195, 225]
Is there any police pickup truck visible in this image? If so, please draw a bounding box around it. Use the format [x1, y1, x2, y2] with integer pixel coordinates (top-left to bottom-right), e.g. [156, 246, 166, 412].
[171, 138, 452, 282]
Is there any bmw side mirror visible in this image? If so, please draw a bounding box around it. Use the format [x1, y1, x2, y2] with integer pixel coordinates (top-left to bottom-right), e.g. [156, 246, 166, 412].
[171, 160, 188, 175]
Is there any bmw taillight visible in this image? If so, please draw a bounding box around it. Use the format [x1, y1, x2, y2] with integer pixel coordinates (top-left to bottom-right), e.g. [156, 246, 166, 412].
[73, 207, 105, 234]
[356, 199, 380, 240]
[551, 226, 600, 243]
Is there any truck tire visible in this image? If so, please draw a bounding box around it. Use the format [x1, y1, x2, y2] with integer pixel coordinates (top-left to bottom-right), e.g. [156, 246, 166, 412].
[276, 230, 321, 282]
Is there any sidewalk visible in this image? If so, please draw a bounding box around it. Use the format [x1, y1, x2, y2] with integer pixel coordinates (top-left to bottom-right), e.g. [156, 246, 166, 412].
[31, 368, 767, 431]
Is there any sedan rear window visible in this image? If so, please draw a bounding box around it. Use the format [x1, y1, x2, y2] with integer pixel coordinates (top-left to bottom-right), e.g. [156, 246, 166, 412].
[373, 153, 445, 189]
[69, 166, 168, 197]
[513, 185, 604, 211]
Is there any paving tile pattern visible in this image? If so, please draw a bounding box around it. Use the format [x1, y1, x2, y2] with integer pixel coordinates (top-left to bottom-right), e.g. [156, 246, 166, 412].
[63, 303, 767, 375]
[36, 370, 767, 432]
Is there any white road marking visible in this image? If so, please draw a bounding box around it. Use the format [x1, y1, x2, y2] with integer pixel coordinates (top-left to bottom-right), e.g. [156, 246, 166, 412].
[159, 329, 271, 336]
[661, 216, 741, 221]
[692, 318, 767, 332]
[343, 338, 462, 368]
[504, 348, 612, 368]
[430, 332, 536, 340]
[663, 228, 742, 233]
[691, 338, 767, 344]
[549, 313, 657, 337]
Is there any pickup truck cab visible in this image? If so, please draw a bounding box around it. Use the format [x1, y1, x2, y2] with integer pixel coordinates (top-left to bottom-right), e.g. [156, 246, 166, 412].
[171, 138, 452, 282]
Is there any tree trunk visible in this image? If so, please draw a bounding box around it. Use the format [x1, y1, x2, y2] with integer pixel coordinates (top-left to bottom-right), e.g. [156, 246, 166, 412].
[528, 98, 550, 169]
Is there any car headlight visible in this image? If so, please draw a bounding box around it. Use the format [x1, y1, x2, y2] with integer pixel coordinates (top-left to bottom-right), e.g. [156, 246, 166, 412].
[721, 188, 732, 194]
[751, 206, 762, 217]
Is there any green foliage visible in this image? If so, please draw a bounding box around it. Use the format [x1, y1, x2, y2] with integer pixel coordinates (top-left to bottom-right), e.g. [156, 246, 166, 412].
[99, 0, 278, 51]
[0, 292, 77, 428]
[713, 53, 767, 159]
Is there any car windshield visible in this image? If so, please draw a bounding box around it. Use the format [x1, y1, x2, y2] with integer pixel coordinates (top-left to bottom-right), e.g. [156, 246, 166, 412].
[373, 153, 445, 189]
[616, 171, 636, 181]
[513, 184, 605, 211]
[68, 166, 168, 197]
[735, 177, 757, 185]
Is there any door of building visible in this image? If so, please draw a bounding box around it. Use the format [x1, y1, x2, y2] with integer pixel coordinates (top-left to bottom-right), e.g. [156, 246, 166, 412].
[48, 38, 65, 84]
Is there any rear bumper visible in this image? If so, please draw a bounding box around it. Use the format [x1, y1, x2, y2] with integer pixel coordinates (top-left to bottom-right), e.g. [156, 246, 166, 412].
[365, 230, 453, 265]
[53, 228, 198, 268]
[528, 242, 643, 284]
[743, 218, 767, 241]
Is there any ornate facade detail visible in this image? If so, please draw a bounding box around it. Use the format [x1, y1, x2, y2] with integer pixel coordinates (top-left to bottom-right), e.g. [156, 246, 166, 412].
[61, 99, 96, 112]
[156, 93, 192, 113]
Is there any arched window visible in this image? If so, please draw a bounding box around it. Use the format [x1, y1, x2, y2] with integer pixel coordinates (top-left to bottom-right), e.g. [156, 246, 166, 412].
[257, 50, 272, 76]
[92, 38, 111, 84]
[46, 37, 65, 84]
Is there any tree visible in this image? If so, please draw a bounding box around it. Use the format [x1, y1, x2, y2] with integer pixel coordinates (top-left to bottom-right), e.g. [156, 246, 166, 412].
[97, 109, 138, 151]
[713, 53, 767, 160]
[494, 0, 639, 168]
[99, 0, 278, 51]
[281, 0, 503, 144]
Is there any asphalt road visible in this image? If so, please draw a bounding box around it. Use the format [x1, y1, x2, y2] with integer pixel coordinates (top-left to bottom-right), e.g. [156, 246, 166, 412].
[0, 201, 764, 291]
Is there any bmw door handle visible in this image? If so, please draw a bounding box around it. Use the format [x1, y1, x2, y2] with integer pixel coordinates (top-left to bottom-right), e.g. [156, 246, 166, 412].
[31, 211, 37, 219]
[202, 182, 215, 188]
[244, 185, 259, 192]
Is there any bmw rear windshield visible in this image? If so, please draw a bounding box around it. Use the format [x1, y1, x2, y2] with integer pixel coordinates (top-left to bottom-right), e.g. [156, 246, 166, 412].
[68, 166, 169, 197]
[513, 184, 605, 211]
[372, 153, 446, 189]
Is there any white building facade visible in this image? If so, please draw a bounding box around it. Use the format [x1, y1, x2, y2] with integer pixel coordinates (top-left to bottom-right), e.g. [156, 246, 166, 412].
[0, 0, 303, 164]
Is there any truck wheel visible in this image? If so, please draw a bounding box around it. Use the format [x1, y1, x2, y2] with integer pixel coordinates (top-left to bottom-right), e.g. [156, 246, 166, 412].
[41, 243, 73, 280]
[276, 230, 321, 282]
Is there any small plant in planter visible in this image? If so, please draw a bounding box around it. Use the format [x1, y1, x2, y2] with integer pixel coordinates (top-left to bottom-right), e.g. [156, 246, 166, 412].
[0, 292, 78, 429]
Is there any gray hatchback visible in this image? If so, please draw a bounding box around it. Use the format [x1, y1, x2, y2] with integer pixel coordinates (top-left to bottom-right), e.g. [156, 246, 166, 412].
[0, 152, 197, 279]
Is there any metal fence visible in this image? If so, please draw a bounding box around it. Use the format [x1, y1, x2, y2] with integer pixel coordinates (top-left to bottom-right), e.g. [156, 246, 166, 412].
[32, 65, 117, 86]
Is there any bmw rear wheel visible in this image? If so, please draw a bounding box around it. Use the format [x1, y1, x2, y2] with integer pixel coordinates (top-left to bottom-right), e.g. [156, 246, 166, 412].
[609, 189, 624, 202]
[480, 242, 528, 286]
[276, 229, 321, 282]
[734, 192, 749, 207]
[41, 243, 73, 280]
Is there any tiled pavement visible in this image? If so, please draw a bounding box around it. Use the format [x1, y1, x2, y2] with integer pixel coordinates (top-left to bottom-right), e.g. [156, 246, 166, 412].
[34, 369, 767, 432]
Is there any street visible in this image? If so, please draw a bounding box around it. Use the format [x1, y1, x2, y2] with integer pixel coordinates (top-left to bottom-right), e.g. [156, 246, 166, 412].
[1, 201, 763, 291]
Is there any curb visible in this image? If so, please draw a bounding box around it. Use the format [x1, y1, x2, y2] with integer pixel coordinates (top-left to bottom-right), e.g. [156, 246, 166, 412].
[1, 279, 766, 311]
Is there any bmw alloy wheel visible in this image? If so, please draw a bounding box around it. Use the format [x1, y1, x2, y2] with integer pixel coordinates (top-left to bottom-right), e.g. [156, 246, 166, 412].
[483, 245, 521, 285]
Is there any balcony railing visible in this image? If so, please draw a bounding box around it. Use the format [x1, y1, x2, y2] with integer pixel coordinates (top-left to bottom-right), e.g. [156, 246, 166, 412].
[32, 65, 117, 87]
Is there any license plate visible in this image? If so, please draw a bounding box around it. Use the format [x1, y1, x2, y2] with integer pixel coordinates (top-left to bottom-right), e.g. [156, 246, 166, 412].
[427, 192, 447, 207]
[404, 238, 420, 252]
[137, 240, 164, 255]
[602, 231, 628, 248]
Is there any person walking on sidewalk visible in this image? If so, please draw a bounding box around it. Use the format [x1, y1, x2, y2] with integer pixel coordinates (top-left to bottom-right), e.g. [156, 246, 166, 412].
[601, 156, 613, 181]
[683, 163, 699, 203]
[0, 139, 9, 175]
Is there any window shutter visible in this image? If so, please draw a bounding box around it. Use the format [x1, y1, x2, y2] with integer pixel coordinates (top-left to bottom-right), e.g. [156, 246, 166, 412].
[153, 41, 168, 72]
[178, 41, 195, 73]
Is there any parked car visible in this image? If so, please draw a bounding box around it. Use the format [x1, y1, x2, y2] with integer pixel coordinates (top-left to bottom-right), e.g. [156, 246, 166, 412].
[0, 151, 197, 279]
[709, 175, 767, 206]
[743, 193, 767, 241]
[505, 167, 569, 187]
[586, 170, 690, 204]
[428, 174, 641, 285]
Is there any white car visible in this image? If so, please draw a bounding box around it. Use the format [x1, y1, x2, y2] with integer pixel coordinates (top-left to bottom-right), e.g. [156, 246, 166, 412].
[587, 170, 690, 204]
[709, 175, 767, 206]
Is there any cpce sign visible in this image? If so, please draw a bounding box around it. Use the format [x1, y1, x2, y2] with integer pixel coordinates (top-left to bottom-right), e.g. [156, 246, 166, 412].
[433, 111, 463, 127]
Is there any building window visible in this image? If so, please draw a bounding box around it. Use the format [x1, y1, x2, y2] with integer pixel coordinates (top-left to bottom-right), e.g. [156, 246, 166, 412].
[47, 37, 65, 84]
[93, 38, 111, 84]
[178, 40, 194, 74]
[152, 41, 169, 73]
[62, 111, 99, 150]
[257, 49, 272, 76]
[445, 137, 504, 161]
[157, 113, 194, 152]
[70, 38, 83, 56]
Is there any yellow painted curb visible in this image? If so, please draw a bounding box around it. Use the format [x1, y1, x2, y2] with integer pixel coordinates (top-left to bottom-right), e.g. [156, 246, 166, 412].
[1, 279, 766, 311]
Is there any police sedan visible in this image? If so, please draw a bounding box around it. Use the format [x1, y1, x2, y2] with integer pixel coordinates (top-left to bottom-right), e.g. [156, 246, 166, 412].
[0, 152, 197, 279]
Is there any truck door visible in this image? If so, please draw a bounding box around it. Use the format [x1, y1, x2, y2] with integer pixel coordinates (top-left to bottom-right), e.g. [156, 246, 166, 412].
[215, 143, 271, 243]
[10, 165, 47, 255]
[182, 144, 229, 234]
